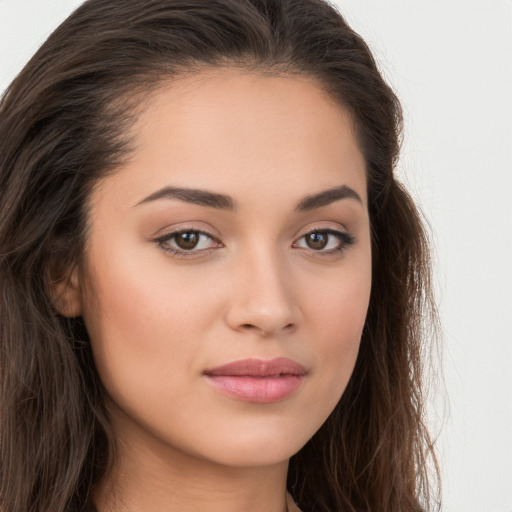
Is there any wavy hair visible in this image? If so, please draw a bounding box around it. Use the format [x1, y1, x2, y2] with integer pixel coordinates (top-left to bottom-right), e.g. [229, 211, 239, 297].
[0, 0, 440, 510]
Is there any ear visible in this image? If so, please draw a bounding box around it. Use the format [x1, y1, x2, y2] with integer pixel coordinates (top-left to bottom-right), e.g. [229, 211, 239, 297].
[51, 264, 83, 318]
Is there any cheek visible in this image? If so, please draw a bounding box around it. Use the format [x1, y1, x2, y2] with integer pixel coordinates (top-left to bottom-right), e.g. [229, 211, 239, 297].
[80, 242, 218, 407]
[303, 253, 371, 393]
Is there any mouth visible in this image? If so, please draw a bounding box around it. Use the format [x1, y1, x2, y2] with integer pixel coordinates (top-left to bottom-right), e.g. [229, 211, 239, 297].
[203, 358, 307, 403]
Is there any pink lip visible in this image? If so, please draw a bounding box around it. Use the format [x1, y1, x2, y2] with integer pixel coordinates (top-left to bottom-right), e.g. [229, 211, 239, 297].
[203, 358, 307, 403]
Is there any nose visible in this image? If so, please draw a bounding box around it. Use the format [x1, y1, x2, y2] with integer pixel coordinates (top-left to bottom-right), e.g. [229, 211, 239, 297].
[224, 248, 302, 338]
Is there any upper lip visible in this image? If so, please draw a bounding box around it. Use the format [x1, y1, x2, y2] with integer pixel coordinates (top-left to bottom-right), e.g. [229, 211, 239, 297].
[204, 357, 307, 377]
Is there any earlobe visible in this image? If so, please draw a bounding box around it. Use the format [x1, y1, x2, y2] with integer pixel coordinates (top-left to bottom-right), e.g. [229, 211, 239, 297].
[51, 265, 83, 318]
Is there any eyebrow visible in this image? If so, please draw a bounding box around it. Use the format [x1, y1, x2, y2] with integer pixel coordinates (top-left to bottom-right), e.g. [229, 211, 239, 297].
[295, 185, 362, 211]
[135, 184, 362, 211]
[135, 186, 235, 210]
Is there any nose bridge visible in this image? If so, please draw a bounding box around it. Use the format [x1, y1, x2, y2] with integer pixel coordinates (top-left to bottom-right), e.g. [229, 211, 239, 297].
[226, 239, 299, 336]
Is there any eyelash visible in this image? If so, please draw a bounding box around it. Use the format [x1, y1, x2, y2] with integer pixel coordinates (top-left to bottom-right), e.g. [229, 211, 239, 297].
[154, 227, 355, 259]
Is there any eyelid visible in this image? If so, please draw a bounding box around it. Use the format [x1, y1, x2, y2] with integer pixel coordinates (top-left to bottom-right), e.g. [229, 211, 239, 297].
[154, 227, 218, 244]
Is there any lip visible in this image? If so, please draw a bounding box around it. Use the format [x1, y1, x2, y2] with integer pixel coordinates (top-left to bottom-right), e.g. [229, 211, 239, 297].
[203, 358, 307, 403]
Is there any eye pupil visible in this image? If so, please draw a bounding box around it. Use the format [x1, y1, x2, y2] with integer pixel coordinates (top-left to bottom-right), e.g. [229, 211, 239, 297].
[176, 232, 199, 249]
[306, 232, 328, 250]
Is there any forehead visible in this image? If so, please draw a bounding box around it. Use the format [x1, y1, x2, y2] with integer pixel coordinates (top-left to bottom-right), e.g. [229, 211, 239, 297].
[94, 66, 367, 210]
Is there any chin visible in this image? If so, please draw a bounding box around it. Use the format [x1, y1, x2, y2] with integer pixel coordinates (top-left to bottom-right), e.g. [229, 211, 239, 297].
[185, 416, 319, 468]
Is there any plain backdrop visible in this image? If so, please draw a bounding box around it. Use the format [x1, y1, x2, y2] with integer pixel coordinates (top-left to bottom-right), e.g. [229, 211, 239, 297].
[1, 1, 511, 511]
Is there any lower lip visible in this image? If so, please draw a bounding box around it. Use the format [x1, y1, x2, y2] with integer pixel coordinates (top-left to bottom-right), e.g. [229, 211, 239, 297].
[204, 375, 305, 403]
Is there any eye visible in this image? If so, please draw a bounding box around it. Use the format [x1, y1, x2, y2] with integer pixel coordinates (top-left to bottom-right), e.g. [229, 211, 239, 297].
[293, 229, 355, 254]
[154, 229, 222, 256]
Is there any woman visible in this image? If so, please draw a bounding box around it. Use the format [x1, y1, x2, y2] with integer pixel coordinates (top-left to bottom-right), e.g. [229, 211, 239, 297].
[0, 0, 440, 511]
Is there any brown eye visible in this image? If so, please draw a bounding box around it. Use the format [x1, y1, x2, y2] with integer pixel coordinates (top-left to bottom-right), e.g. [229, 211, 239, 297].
[156, 229, 222, 256]
[294, 229, 355, 254]
[305, 232, 328, 250]
[175, 231, 200, 249]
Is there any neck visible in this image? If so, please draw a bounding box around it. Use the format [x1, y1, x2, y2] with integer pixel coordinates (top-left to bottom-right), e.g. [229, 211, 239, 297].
[92, 411, 290, 512]
[93, 454, 290, 512]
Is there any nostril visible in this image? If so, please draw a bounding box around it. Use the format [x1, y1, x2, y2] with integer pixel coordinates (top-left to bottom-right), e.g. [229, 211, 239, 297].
[240, 323, 295, 336]
[241, 324, 269, 337]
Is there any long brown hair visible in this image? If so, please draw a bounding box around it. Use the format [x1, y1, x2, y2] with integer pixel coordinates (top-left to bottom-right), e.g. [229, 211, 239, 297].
[0, 1, 440, 510]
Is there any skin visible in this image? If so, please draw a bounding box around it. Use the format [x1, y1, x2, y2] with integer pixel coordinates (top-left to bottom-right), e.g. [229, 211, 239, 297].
[59, 67, 372, 512]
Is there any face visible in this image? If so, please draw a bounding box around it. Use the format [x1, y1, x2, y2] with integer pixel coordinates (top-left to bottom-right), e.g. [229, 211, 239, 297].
[76, 67, 372, 470]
